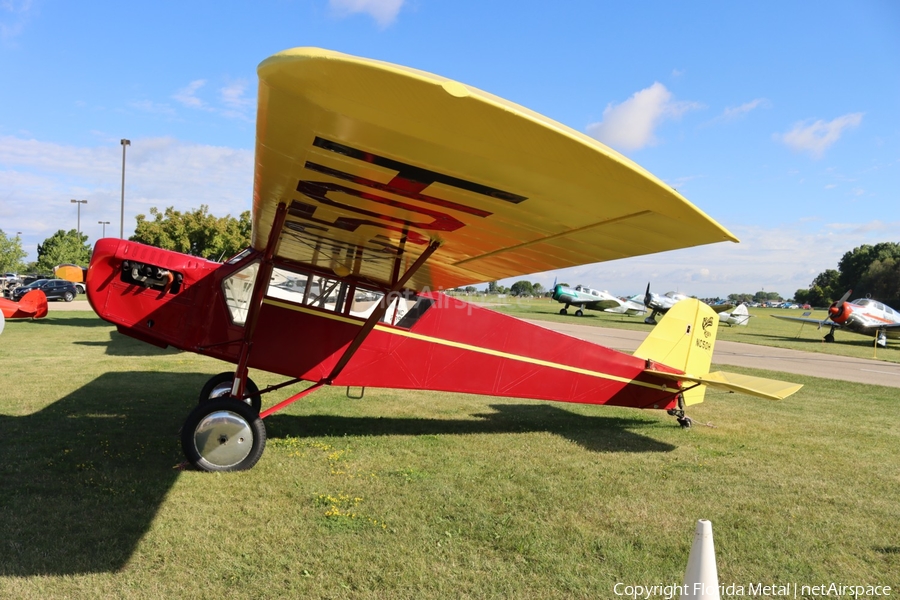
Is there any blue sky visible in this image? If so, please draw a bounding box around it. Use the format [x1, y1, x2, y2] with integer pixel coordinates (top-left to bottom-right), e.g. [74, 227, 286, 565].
[1, 1, 898, 298]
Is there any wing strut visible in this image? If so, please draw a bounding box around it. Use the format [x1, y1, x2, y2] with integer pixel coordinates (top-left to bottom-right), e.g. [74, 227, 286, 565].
[231, 202, 289, 400]
[256, 239, 441, 419]
[324, 239, 441, 384]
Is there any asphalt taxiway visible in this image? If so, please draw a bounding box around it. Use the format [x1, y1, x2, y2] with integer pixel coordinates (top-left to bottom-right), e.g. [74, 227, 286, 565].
[528, 319, 900, 389]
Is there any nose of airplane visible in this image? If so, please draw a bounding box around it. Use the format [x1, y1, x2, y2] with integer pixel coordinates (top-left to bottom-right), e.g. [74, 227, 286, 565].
[828, 289, 853, 322]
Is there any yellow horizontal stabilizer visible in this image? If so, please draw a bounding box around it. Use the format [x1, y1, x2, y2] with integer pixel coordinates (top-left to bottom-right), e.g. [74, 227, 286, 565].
[651, 370, 803, 401]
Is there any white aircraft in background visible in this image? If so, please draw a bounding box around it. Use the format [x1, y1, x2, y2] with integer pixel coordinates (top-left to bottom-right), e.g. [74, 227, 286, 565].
[633, 283, 734, 325]
[719, 303, 751, 327]
[551, 283, 645, 317]
[771, 290, 900, 347]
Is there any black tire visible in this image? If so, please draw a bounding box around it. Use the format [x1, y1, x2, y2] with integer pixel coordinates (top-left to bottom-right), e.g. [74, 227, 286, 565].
[199, 371, 262, 413]
[181, 397, 266, 472]
[824, 334, 835, 343]
[575, 309, 584, 317]
[559, 308, 567, 315]
[63, 291, 74, 302]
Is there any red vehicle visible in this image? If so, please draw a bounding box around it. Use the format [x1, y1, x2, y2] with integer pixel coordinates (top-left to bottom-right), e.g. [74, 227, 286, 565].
[86, 48, 802, 471]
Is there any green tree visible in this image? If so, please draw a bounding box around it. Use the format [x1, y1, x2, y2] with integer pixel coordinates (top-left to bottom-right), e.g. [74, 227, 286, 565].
[131, 205, 251, 261]
[858, 257, 900, 308]
[837, 242, 900, 298]
[532, 283, 545, 296]
[509, 280, 534, 297]
[36, 230, 91, 274]
[0, 230, 27, 273]
[805, 269, 841, 307]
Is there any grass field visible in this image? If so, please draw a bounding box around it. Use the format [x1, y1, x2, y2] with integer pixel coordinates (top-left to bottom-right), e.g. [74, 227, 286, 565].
[1, 310, 898, 599]
[473, 296, 900, 364]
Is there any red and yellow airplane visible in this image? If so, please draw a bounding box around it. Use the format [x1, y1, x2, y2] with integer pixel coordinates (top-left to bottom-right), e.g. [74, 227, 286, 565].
[86, 48, 802, 472]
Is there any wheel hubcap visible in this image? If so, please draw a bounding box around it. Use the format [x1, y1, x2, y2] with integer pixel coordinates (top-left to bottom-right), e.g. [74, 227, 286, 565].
[193, 410, 253, 468]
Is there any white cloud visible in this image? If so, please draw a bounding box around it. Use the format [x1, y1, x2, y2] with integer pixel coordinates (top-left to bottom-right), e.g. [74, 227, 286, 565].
[720, 98, 771, 121]
[0, 135, 253, 260]
[172, 79, 208, 109]
[0, 0, 31, 42]
[499, 220, 900, 300]
[329, 0, 404, 27]
[220, 80, 253, 111]
[775, 113, 863, 159]
[586, 82, 703, 152]
[129, 100, 176, 115]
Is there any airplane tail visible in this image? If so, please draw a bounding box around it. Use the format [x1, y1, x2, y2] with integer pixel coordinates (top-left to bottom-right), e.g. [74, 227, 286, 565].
[633, 299, 801, 406]
[20, 289, 49, 319]
[731, 303, 750, 326]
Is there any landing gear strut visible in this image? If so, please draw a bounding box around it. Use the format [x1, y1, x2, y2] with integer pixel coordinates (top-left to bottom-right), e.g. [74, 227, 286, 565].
[667, 395, 692, 428]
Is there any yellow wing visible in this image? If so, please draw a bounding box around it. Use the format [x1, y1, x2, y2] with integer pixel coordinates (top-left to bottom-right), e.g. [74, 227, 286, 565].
[253, 47, 737, 291]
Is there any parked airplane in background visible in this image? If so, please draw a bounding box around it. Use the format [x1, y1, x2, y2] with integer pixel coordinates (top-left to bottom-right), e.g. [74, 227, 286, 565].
[551, 283, 645, 317]
[0, 289, 48, 321]
[771, 290, 900, 347]
[634, 284, 733, 325]
[719, 304, 751, 327]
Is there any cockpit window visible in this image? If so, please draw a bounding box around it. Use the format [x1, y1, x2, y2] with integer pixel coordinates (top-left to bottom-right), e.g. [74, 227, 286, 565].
[265, 265, 432, 328]
[225, 248, 255, 265]
[222, 261, 259, 326]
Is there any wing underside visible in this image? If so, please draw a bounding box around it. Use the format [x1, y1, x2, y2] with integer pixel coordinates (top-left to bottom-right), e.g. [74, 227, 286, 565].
[253, 48, 738, 291]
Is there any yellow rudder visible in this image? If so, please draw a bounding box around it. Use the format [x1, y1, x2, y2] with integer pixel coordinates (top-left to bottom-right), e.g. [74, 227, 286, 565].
[633, 299, 718, 406]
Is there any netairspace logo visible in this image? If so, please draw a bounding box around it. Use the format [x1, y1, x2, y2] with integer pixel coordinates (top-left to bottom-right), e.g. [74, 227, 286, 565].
[613, 581, 892, 599]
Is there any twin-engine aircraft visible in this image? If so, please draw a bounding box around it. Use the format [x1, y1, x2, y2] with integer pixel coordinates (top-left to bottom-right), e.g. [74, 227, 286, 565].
[772, 290, 900, 347]
[550, 283, 645, 317]
[86, 47, 802, 472]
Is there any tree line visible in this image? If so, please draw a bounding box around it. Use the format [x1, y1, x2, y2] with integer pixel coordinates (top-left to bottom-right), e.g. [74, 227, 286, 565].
[0, 205, 251, 276]
[793, 242, 900, 308]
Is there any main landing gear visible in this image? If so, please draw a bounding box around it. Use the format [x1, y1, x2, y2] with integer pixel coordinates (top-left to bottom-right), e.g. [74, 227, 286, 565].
[182, 372, 268, 472]
[559, 304, 584, 316]
[199, 371, 262, 413]
[181, 396, 266, 472]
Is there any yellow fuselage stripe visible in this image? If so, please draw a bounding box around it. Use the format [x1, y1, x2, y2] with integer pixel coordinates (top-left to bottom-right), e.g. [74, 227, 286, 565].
[262, 298, 672, 392]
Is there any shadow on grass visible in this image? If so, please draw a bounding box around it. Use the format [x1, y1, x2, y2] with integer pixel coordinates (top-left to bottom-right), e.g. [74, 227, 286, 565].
[0, 371, 207, 576]
[0, 374, 672, 576]
[73, 330, 182, 356]
[266, 403, 676, 454]
[30, 316, 111, 328]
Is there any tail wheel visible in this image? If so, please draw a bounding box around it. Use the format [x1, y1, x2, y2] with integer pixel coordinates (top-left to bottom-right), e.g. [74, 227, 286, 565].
[181, 397, 266, 472]
[199, 371, 262, 413]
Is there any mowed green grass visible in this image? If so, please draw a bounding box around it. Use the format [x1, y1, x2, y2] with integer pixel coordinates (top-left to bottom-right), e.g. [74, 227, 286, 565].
[1, 311, 898, 599]
[476, 296, 900, 364]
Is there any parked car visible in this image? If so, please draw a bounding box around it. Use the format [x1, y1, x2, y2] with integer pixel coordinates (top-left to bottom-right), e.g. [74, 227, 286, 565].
[12, 278, 78, 302]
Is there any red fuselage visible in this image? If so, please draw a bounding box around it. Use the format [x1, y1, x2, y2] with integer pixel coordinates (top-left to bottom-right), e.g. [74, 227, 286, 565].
[87, 239, 683, 410]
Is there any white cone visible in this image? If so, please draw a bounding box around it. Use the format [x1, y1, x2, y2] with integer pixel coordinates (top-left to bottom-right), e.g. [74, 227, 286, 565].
[680, 519, 720, 599]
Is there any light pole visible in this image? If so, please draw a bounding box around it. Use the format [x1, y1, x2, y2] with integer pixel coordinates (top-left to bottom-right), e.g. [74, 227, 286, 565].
[71, 199, 88, 235]
[98, 220, 110, 237]
[120, 138, 130, 238]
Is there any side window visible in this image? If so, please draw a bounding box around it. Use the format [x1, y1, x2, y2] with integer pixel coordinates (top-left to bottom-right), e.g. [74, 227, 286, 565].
[265, 266, 433, 328]
[222, 261, 259, 326]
